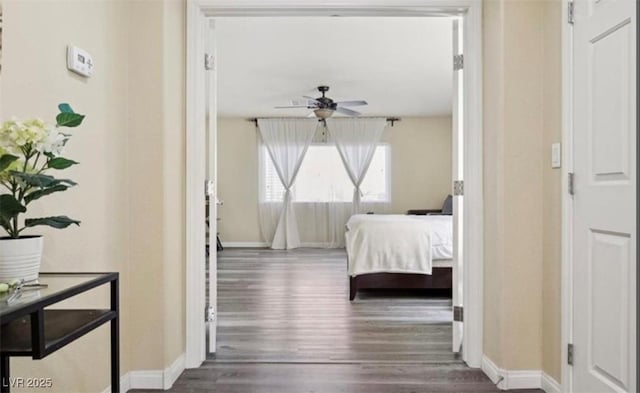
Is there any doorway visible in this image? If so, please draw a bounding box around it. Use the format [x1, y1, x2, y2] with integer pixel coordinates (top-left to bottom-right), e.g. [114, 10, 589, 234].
[185, 1, 484, 371]
[212, 16, 463, 364]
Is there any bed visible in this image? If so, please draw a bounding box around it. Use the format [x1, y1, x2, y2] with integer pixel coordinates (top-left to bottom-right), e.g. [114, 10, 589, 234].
[345, 214, 453, 300]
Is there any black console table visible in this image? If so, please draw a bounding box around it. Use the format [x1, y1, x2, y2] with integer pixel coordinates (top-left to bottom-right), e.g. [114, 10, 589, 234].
[0, 273, 119, 393]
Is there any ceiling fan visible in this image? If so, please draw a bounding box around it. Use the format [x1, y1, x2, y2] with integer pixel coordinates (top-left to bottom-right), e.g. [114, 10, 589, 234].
[275, 85, 368, 119]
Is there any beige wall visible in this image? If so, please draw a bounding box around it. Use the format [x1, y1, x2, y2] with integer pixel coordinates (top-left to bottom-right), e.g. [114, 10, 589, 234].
[126, 0, 166, 372]
[484, 0, 546, 372]
[217, 117, 452, 243]
[1, 0, 186, 391]
[383, 117, 453, 214]
[0, 0, 565, 390]
[482, 0, 562, 381]
[217, 118, 262, 242]
[542, 0, 563, 382]
[161, 0, 187, 368]
[1, 1, 132, 391]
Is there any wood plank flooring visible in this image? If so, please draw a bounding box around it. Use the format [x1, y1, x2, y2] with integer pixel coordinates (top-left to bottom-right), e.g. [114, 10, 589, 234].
[215, 248, 456, 363]
[133, 248, 543, 393]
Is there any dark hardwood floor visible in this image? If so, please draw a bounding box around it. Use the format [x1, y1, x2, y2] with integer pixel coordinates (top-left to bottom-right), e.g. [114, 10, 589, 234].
[133, 248, 543, 393]
[215, 248, 456, 363]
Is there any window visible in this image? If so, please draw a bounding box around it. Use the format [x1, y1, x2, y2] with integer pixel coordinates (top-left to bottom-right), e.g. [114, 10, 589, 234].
[262, 145, 390, 203]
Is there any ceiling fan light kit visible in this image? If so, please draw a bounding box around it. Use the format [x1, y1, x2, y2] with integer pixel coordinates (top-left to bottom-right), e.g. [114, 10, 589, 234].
[313, 108, 335, 119]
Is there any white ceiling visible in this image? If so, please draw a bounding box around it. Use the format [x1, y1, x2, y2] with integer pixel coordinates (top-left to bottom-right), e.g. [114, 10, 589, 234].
[216, 17, 453, 118]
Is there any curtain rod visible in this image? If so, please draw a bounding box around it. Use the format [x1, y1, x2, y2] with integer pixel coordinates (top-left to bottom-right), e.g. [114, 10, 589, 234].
[246, 117, 401, 127]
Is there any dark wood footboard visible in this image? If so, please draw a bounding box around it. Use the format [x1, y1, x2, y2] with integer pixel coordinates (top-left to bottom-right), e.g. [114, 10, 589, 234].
[349, 268, 453, 300]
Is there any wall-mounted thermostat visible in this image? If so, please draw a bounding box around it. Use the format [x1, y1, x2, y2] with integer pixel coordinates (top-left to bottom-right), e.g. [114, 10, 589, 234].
[67, 46, 94, 77]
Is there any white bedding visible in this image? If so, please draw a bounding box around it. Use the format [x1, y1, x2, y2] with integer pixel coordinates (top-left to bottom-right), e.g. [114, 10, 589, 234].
[413, 215, 454, 260]
[345, 214, 453, 277]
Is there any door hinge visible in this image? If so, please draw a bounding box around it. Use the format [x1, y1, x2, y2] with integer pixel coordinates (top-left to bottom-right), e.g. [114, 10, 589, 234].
[453, 306, 463, 322]
[205, 53, 215, 71]
[206, 306, 215, 322]
[568, 172, 575, 196]
[453, 54, 464, 71]
[206, 179, 215, 197]
[453, 180, 464, 196]
[567, 343, 574, 365]
[568, 1, 575, 25]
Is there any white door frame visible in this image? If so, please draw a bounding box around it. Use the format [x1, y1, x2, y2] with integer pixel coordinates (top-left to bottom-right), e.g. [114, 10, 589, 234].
[185, 0, 484, 369]
[561, 1, 574, 389]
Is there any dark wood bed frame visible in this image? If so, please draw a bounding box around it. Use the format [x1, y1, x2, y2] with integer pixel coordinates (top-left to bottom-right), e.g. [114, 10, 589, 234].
[349, 267, 452, 300]
[347, 209, 453, 300]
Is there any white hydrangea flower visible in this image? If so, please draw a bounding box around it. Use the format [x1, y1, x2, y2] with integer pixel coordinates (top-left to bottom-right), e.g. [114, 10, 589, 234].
[36, 126, 68, 156]
[0, 118, 52, 154]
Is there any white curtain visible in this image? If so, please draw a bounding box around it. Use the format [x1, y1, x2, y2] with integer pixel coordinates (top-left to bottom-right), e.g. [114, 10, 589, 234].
[257, 118, 318, 249]
[291, 125, 348, 248]
[327, 118, 387, 214]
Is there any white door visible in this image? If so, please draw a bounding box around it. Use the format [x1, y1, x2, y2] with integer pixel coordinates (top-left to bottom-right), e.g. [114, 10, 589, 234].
[571, 0, 636, 391]
[206, 18, 218, 355]
[451, 19, 464, 353]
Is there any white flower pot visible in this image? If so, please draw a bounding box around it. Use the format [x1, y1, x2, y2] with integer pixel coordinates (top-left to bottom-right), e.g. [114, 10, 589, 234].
[0, 236, 43, 282]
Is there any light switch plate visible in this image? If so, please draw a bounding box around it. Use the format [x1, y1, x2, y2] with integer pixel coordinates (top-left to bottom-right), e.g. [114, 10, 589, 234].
[551, 143, 561, 168]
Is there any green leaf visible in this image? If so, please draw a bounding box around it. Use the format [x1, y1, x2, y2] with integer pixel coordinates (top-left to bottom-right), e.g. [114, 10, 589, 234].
[55, 179, 76, 187]
[10, 172, 56, 188]
[0, 194, 26, 220]
[58, 103, 75, 114]
[24, 216, 80, 229]
[0, 155, 19, 172]
[9, 172, 77, 188]
[0, 216, 11, 234]
[47, 157, 79, 170]
[24, 185, 68, 204]
[56, 112, 85, 128]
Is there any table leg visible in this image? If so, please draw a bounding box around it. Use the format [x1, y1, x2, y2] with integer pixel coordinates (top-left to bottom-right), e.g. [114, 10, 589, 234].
[110, 278, 120, 393]
[217, 235, 224, 251]
[1, 354, 9, 393]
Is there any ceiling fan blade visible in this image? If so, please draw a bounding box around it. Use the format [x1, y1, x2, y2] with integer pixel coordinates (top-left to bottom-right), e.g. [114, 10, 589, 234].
[306, 111, 316, 118]
[335, 100, 368, 107]
[302, 96, 320, 104]
[335, 107, 361, 117]
[289, 99, 317, 107]
[274, 105, 309, 109]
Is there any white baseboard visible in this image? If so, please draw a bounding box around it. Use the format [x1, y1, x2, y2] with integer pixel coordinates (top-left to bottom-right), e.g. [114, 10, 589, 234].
[481, 355, 504, 388]
[541, 372, 562, 393]
[504, 369, 544, 390]
[107, 353, 560, 392]
[129, 370, 163, 390]
[163, 353, 186, 389]
[221, 241, 345, 249]
[221, 241, 269, 248]
[102, 353, 185, 392]
[481, 355, 561, 392]
[300, 242, 344, 248]
[101, 373, 131, 393]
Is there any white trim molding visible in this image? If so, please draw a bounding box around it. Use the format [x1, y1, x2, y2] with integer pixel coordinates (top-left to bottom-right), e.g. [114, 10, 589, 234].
[186, 0, 208, 369]
[186, 0, 484, 369]
[222, 241, 269, 248]
[129, 370, 164, 390]
[560, 0, 574, 391]
[542, 373, 562, 393]
[163, 353, 186, 389]
[101, 373, 131, 393]
[102, 354, 186, 393]
[481, 356, 561, 392]
[480, 355, 503, 387]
